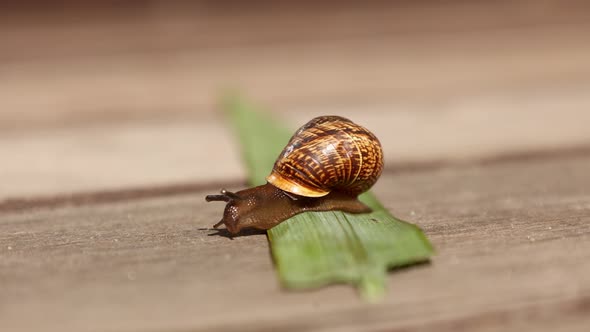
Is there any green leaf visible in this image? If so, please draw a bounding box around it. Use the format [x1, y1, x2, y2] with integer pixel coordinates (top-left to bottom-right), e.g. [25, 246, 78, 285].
[222, 94, 434, 300]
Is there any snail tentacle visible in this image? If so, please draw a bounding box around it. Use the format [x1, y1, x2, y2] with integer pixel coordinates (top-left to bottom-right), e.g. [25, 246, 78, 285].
[205, 194, 230, 202]
[220, 189, 241, 200]
[205, 189, 241, 202]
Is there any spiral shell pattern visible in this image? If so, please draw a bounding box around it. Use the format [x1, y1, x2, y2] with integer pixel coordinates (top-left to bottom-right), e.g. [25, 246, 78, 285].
[266, 116, 383, 197]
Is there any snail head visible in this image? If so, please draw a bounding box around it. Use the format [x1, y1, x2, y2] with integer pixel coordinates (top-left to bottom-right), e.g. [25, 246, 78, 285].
[205, 189, 245, 234]
[205, 184, 297, 235]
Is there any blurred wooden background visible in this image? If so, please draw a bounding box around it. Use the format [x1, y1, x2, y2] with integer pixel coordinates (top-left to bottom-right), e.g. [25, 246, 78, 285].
[1, 1, 589, 331]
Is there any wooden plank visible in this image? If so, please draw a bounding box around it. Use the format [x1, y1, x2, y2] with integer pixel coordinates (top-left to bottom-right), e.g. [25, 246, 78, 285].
[1, 155, 589, 331]
[2, 101, 590, 200]
[0, 120, 245, 199]
[2, 2, 590, 129]
[3, 1, 589, 63]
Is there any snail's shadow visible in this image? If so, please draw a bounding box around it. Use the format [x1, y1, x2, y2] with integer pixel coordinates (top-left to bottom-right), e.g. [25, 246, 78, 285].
[198, 227, 266, 239]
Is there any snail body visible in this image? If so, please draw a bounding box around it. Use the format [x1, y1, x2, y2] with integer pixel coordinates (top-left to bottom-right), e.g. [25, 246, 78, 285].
[206, 116, 383, 235]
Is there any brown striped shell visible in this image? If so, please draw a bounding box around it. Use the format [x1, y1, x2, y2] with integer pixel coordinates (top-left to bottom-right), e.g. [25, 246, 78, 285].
[266, 116, 383, 197]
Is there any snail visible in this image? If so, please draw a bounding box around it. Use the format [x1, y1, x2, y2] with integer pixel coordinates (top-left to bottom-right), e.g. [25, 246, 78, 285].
[206, 115, 383, 235]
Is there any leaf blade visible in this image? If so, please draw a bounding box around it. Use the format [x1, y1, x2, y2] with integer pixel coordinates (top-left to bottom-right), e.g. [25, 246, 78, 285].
[222, 95, 434, 300]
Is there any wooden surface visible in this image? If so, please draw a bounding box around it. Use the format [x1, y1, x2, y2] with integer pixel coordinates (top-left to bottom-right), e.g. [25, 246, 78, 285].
[1, 1, 590, 331]
[2, 156, 590, 332]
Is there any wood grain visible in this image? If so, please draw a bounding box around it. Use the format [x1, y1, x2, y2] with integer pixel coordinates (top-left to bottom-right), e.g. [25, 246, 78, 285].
[1, 155, 588, 332]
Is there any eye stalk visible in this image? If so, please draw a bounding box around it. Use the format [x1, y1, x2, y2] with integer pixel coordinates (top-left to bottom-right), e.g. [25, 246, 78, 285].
[205, 189, 240, 203]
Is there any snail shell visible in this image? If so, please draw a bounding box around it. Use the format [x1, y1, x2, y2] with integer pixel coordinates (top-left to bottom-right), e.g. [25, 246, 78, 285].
[267, 116, 383, 197]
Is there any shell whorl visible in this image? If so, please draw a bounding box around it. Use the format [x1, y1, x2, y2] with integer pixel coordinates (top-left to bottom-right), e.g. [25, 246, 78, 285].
[266, 116, 383, 197]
